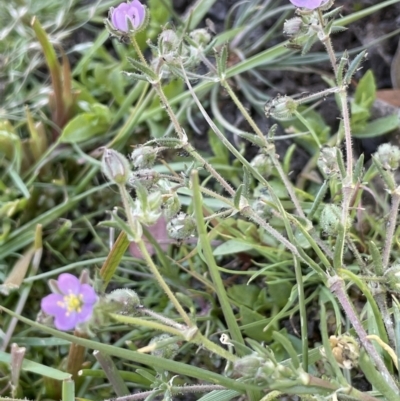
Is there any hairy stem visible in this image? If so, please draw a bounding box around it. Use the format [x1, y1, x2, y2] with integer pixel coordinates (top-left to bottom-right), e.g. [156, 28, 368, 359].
[329, 275, 399, 394]
[382, 187, 400, 270]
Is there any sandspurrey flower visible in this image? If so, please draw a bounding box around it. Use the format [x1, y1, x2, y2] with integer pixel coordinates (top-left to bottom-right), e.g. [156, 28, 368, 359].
[109, 1, 146, 33]
[289, 0, 327, 10]
[41, 273, 97, 331]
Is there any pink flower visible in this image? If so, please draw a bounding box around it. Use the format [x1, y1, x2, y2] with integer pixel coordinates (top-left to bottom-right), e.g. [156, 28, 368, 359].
[289, 0, 327, 10]
[109, 1, 146, 33]
[41, 273, 97, 331]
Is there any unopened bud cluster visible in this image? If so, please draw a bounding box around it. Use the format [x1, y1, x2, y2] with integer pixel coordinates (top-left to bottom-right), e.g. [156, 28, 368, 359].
[252, 188, 274, 220]
[320, 204, 351, 236]
[151, 27, 212, 79]
[374, 143, 400, 171]
[264, 95, 298, 120]
[317, 147, 339, 177]
[167, 212, 196, 240]
[233, 352, 299, 386]
[384, 263, 400, 293]
[149, 334, 179, 359]
[250, 154, 273, 177]
[105, 289, 141, 316]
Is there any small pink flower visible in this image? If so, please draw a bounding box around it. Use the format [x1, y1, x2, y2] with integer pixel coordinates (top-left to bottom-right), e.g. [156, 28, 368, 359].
[289, 0, 327, 10]
[41, 273, 97, 331]
[109, 1, 146, 33]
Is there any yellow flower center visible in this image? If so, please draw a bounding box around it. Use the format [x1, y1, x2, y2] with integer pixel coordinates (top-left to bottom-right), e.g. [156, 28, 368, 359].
[58, 294, 83, 316]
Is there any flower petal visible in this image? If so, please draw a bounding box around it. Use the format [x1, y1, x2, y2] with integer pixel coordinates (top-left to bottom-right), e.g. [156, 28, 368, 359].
[58, 273, 81, 295]
[41, 294, 65, 316]
[54, 311, 79, 331]
[289, 0, 327, 9]
[80, 284, 97, 304]
[76, 304, 94, 324]
[130, 0, 145, 27]
[111, 2, 130, 32]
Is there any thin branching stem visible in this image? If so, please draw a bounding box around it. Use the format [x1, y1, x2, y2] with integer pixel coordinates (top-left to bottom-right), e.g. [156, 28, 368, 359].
[382, 187, 400, 270]
[329, 275, 399, 394]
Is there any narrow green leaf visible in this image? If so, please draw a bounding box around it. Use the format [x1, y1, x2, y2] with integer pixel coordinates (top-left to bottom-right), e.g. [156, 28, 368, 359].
[336, 50, 348, 86]
[128, 57, 157, 80]
[59, 114, 102, 143]
[353, 153, 365, 183]
[237, 132, 266, 148]
[217, 46, 228, 78]
[0, 351, 71, 380]
[272, 331, 300, 369]
[369, 241, 384, 277]
[0, 307, 256, 393]
[99, 232, 130, 290]
[344, 50, 367, 85]
[352, 114, 400, 138]
[233, 185, 243, 210]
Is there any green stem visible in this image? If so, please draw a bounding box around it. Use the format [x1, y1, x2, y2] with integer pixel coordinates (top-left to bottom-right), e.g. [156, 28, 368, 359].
[118, 184, 193, 328]
[220, 76, 306, 220]
[191, 170, 244, 348]
[153, 80, 235, 196]
[130, 36, 148, 66]
[317, 9, 337, 76]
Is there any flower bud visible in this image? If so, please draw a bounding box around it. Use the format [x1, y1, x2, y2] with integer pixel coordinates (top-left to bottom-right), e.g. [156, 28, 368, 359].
[158, 29, 180, 55]
[320, 204, 350, 235]
[102, 149, 131, 185]
[163, 193, 181, 219]
[317, 146, 339, 176]
[190, 29, 211, 47]
[167, 212, 196, 240]
[384, 263, 400, 293]
[250, 154, 273, 177]
[233, 354, 264, 378]
[264, 95, 298, 120]
[105, 289, 141, 315]
[374, 143, 400, 171]
[149, 334, 179, 359]
[283, 17, 303, 36]
[131, 191, 162, 226]
[131, 146, 158, 169]
[128, 169, 160, 189]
